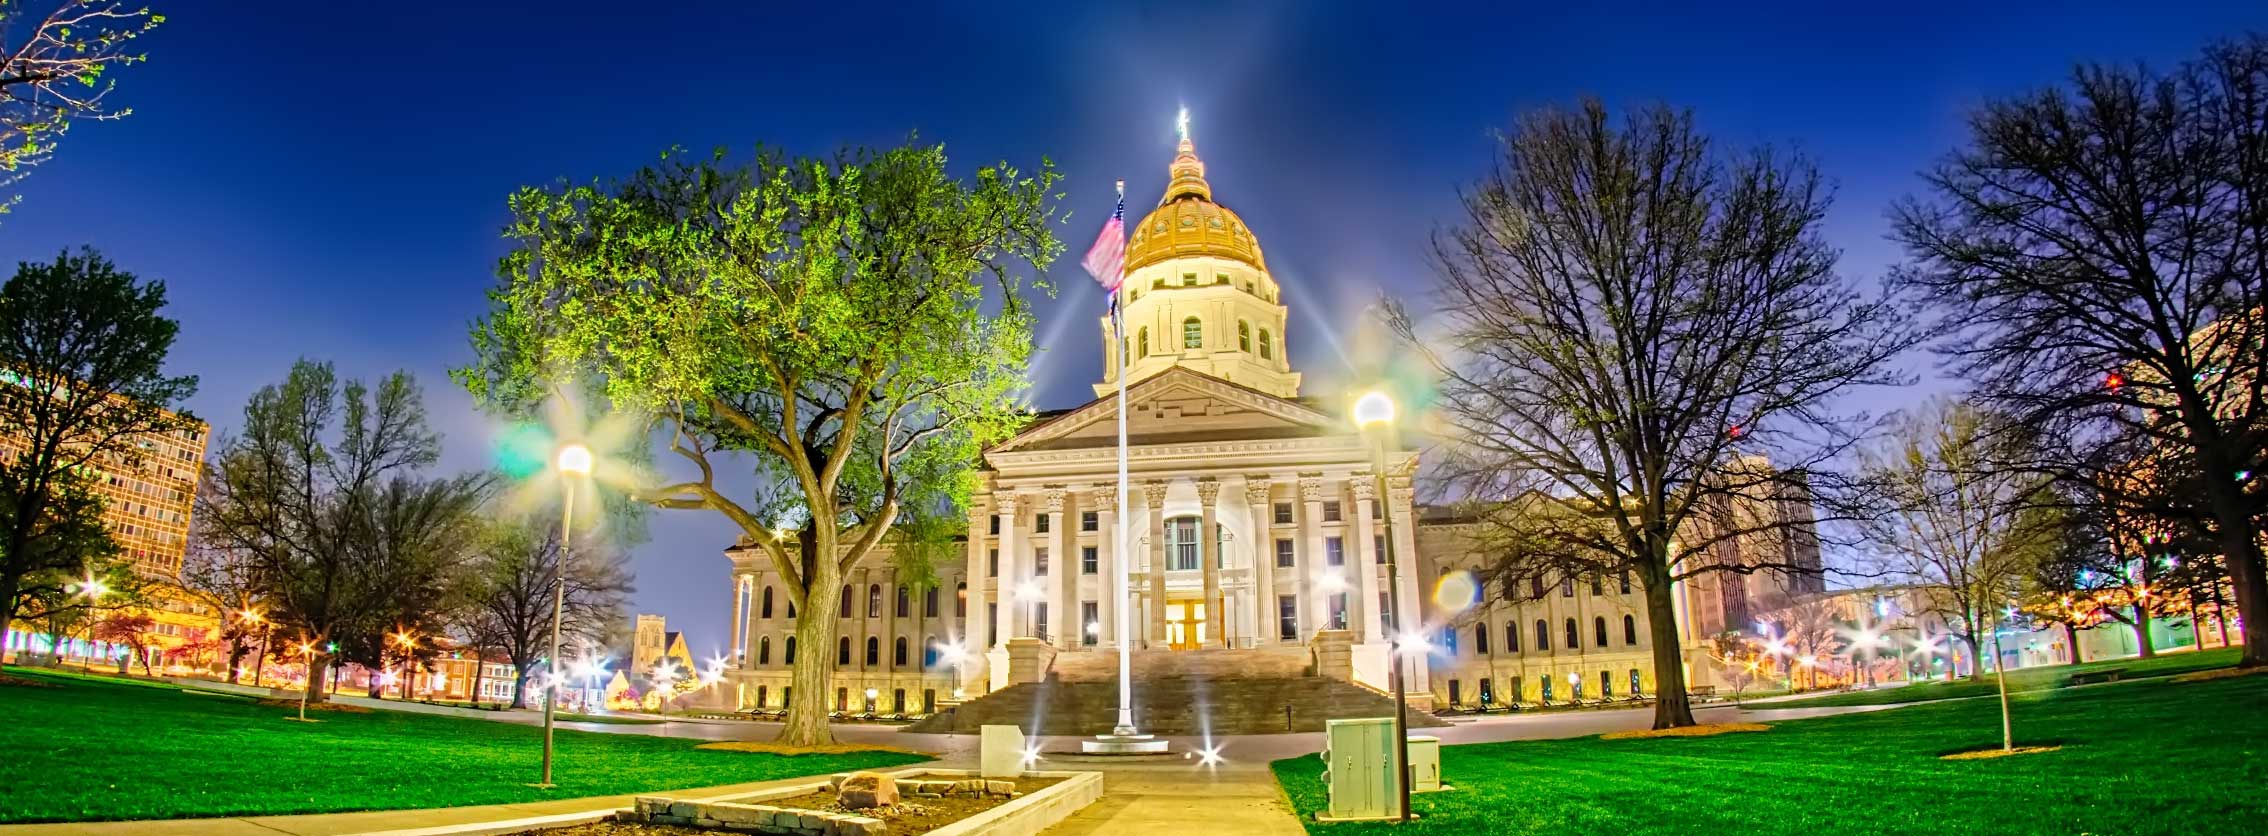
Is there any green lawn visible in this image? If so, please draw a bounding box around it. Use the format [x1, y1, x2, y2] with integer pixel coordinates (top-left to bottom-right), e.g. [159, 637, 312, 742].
[1765, 645, 2240, 709]
[0, 668, 925, 823]
[1273, 668, 2268, 835]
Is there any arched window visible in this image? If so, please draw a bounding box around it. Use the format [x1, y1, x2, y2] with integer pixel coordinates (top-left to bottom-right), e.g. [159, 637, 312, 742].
[893, 637, 908, 666]
[785, 637, 797, 664]
[1183, 317, 1202, 349]
[1475, 622, 1491, 654]
[895, 586, 910, 618]
[1258, 328, 1273, 360]
[864, 636, 879, 666]
[756, 685, 768, 708]
[1623, 614, 1639, 645]
[1591, 576, 1603, 596]
[1138, 327, 1150, 358]
[836, 637, 851, 665]
[1505, 621, 1521, 653]
[1534, 619, 1550, 652]
[922, 635, 937, 668]
[1530, 577, 1545, 598]
[1564, 618, 1580, 650]
[955, 582, 967, 617]
[839, 585, 853, 616]
[1238, 320, 1252, 351]
[758, 636, 771, 666]
[924, 586, 939, 617]
[1166, 516, 1201, 570]
[1594, 616, 1609, 647]
[868, 584, 882, 618]
[760, 586, 774, 619]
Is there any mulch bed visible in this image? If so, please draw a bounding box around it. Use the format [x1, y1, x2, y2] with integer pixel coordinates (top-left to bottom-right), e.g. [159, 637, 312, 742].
[0, 673, 59, 688]
[1601, 722, 1770, 740]
[518, 776, 1065, 836]
[255, 698, 372, 713]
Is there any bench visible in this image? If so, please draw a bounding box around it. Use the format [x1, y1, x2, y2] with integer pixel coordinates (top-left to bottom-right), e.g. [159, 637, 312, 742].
[2069, 668, 2127, 685]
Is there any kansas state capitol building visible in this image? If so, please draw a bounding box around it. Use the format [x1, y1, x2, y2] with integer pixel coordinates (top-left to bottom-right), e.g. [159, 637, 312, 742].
[719, 132, 1820, 721]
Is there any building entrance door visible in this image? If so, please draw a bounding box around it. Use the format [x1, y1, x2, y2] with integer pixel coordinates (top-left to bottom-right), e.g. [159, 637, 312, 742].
[1164, 600, 1208, 650]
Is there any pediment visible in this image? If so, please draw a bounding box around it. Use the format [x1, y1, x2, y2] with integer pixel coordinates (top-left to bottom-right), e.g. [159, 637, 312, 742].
[991, 367, 1341, 455]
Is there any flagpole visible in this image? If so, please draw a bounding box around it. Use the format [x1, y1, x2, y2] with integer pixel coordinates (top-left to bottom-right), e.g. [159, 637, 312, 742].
[1111, 179, 1136, 737]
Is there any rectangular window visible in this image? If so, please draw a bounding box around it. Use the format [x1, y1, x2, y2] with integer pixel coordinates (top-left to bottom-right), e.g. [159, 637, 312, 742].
[989, 549, 999, 577]
[1328, 593, 1349, 630]
[1275, 538, 1296, 568]
[1081, 511, 1098, 531]
[1035, 548, 1049, 576]
[1591, 576, 1603, 596]
[1323, 501, 1342, 522]
[1081, 602, 1099, 646]
[925, 587, 940, 617]
[1035, 602, 1049, 641]
[1081, 546, 1099, 575]
[1620, 571, 1632, 594]
[990, 515, 1001, 536]
[1215, 273, 1229, 285]
[1169, 517, 1200, 571]
[1182, 272, 1198, 286]
[1273, 502, 1293, 525]
[1561, 578, 1574, 597]
[1380, 592, 1394, 633]
[988, 603, 998, 642]
[1476, 622, 1491, 654]
[1278, 595, 1299, 640]
[1374, 534, 1386, 562]
[1035, 514, 1050, 534]
[1325, 536, 1345, 567]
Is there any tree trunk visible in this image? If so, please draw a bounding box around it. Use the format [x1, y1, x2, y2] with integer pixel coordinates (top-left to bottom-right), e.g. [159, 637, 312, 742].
[2211, 582, 2232, 648]
[1960, 631, 1984, 680]
[0, 571, 18, 669]
[2131, 604, 2155, 659]
[469, 653, 487, 707]
[2207, 507, 2268, 667]
[2062, 621, 2081, 664]
[226, 638, 247, 683]
[304, 654, 331, 703]
[779, 565, 845, 745]
[1641, 567, 1695, 729]
[511, 664, 532, 709]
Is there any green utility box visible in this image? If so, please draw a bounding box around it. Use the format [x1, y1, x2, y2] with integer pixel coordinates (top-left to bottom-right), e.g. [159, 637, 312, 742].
[1319, 717, 1398, 821]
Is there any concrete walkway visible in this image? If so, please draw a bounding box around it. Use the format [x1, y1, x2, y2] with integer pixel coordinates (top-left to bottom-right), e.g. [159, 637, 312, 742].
[0, 699, 1908, 836]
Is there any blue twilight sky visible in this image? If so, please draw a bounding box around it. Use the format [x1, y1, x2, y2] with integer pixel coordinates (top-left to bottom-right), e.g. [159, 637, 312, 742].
[1, 1, 2260, 655]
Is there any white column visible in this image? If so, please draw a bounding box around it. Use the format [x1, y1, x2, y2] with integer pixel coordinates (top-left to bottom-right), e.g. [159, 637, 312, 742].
[1092, 485, 1119, 648]
[1352, 478, 1383, 643]
[1144, 480, 1170, 647]
[997, 493, 1023, 642]
[1390, 482, 1430, 692]
[1245, 477, 1275, 647]
[965, 504, 991, 656]
[1298, 476, 1327, 639]
[1198, 478, 1224, 648]
[1045, 487, 1072, 649]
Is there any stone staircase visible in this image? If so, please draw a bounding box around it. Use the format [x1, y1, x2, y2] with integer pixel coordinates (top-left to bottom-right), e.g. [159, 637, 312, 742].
[904, 647, 1446, 736]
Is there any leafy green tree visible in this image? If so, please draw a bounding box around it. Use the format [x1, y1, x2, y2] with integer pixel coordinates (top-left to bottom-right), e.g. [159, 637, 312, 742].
[0, 248, 196, 652]
[459, 143, 1060, 744]
[197, 360, 484, 702]
[1397, 101, 1918, 729]
[0, 2, 166, 214]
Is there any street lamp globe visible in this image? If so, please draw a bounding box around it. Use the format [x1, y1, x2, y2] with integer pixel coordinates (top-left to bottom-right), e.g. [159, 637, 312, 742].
[1352, 391, 1396, 429]
[556, 442, 594, 476]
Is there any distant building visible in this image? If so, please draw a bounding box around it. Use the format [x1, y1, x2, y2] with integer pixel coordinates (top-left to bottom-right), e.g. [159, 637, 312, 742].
[630, 613, 668, 677]
[0, 403, 212, 668]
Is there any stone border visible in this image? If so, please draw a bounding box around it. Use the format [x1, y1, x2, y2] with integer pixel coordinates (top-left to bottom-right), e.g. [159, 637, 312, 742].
[626, 768, 1101, 836]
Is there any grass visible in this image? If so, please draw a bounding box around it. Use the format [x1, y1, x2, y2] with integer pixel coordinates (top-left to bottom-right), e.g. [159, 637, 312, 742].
[1273, 667, 2268, 835]
[1765, 645, 2241, 708]
[0, 667, 926, 823]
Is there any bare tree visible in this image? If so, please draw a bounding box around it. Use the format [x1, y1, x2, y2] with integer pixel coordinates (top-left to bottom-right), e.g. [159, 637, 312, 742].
[197, 359, 483, 702]
[1863, 400, 2056, 679]
[0, 2, 165, 212]
[1396, 100, 1919, 728]
[1893, 34, 2268, 666]
[178, 539, 262, 682]
[459, 515, 633, 708]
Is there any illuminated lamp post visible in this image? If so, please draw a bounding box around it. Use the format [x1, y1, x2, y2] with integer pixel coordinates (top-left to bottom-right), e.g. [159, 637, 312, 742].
[1352, 390, 1412, 824]
[541, 441, 594, 787]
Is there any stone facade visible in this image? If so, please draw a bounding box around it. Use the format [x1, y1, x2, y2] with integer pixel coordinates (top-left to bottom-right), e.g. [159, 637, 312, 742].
[718, 129, 1820, 712]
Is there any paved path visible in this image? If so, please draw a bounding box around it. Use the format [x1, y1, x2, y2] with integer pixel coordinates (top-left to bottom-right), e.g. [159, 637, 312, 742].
[0, 699, 1908, 836]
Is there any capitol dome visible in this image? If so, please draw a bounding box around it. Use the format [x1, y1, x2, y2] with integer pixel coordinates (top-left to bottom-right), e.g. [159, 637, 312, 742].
[1124, 137, 1268, 273]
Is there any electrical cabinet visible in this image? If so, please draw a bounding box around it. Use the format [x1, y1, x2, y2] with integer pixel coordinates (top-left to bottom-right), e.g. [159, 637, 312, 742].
[1320, 718, 1397, 820]
[1408, 735, 1441, 792]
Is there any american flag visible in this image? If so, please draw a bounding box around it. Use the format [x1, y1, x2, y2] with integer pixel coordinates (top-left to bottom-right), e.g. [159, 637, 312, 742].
[1080, 186, 1127, 292]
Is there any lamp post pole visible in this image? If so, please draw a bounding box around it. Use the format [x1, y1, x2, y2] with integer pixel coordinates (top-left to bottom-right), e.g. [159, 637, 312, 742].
[1354, 391, 1412, 824]
[543, 443, 593, 787]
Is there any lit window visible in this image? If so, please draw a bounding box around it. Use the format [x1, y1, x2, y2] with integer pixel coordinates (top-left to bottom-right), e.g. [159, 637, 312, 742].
[1258, 329, 1273, 360]
[1182, 272, 1198, 286]
[1238, 321, 1251, 352]
[1183, 317, 1202, 349]
[1138, 327, 1149, 358]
